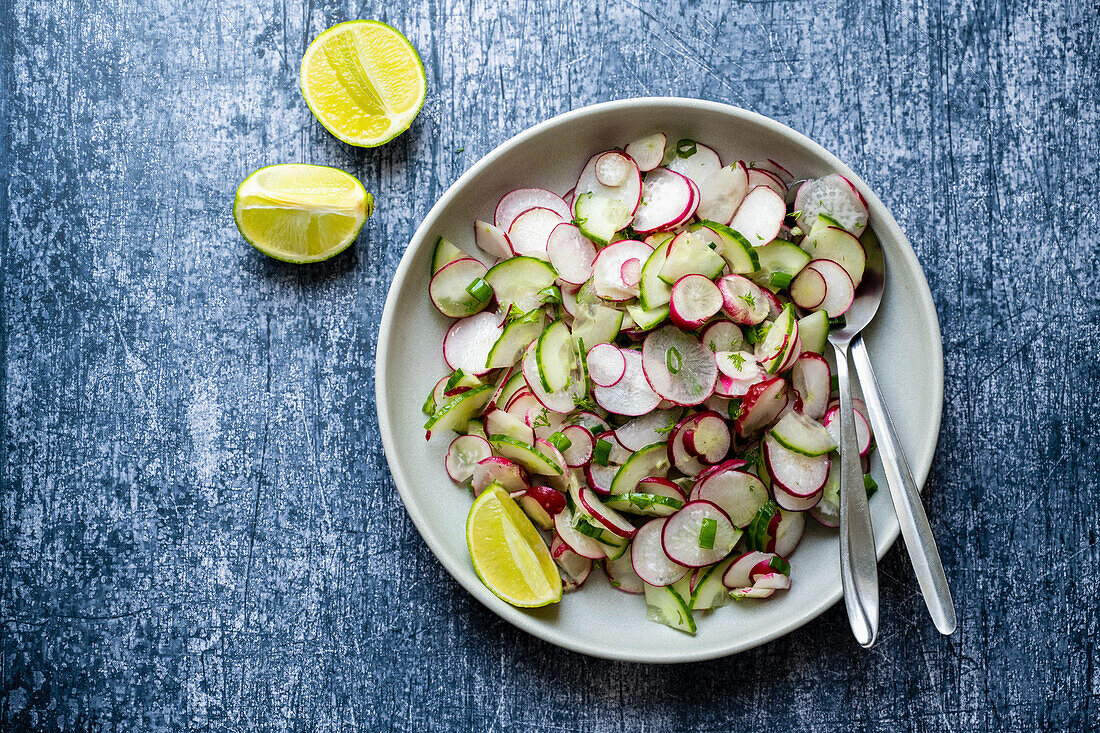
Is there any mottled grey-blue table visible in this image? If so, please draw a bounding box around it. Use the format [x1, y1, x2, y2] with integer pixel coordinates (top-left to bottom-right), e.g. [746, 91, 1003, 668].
[2, 0, 1097, 730]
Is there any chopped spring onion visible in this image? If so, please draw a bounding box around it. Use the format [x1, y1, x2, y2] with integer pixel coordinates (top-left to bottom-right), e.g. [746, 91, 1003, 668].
[698, 518, 717, 549]
[675, 139, 697, 158]
[465, 277, 492, 302]
[769, 555, 791, 575]
[593, 438, 612, 467]
[769, 271, 793, 289]
[548, 431, 572, 452]
[864, 473, 878, 498]
[666, 346, 682, 374]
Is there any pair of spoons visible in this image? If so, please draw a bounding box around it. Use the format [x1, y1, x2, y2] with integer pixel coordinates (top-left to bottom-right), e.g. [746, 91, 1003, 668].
[823, 224, 956, 646]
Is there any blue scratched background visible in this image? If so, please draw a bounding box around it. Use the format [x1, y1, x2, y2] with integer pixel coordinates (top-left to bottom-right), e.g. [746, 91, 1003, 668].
[1, 0, 1098, 730]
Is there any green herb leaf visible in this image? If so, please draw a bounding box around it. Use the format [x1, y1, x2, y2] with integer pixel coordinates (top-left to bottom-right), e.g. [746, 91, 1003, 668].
[769, 555, 791, 576]
[864, 473, 879, 499]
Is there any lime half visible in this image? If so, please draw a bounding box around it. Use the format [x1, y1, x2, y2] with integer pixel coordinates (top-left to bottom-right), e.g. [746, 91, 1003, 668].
[300, 20, 427, 147]
[466, 485, 563, 608]
[233, 164, 372, 263]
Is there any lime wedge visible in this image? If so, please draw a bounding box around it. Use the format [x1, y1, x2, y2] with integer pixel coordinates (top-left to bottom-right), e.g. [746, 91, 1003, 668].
[300, 20, 427, 147]
[466, 485, 563, 608]
[233, 164, 372, 263]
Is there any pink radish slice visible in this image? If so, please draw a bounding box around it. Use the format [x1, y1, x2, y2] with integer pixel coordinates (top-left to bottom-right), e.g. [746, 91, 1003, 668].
[681, 411, 730, 464]
[507, 206, 563, 260]
[823, 405, 872, 456]
[790, 266, 827, 309]
[678, 179, 702, 226]
[667, 414, 705, 476]
[495, 188, 571, 231]
[586, 343, 627, 387]
[696, 162, 750, 225]
[641, 327, 717, 406]
[776, 333, 803, 374]
[701, 320, 745, 353]
[474, 220, 513, 258]
[764, 434, 830, 497]
[579, 487, 637, 539]
[695, 458, 748, 484]
[773, 483, 823, 512]
[747, 168, 787, 196]
[517, 491, 555, 530]
[666, 141, 722, 187]
[584, 460, 618, 496]
[637, 476, 688, 503]
[531, 410, 567, 441]
[445, 435, 493, 482]
[772, 509, 805, 556]
[750, 571, 791, 590]
[624, 133, 667, 172]
[559, 282, 581, 317]
[534, 438, 568, 471]
[794, 173, 869, 236]
[630, 518, 689, 586]
[761, 158, 795, 187]
[595, 151, 634, 186]
[792, 353, 831, 420]
[568, 410, 611, 435]
[614, 409, 679, 451]
[550, 535, 593, 590]
[733, 376, 790, 437]
[632, 168, 695, 234]
[728, 186, 787, 247]
[715, 350, 765, 382]
[471, 456, 529, 495]
[661, 500, 738, 568]
[716, 275, 769, 325]
[760, 288, 784, 320]
[714, 373, 752, 398]
[592, 349, 661, 416]
[524, 485, 566, 517]
[547, 223, 597, 285]
[504, 388, 537, 415]
[592, 239, 653, 300]
[554, 505, 606, 560]
[574, 150, 643, 216]
[691, 469, 768, 528]
[620, 257, 643, 288]
[520, 342, 575, 414]
[429, 257, 491, 318]
[443, 311, 503, 376]
[669, 274, 723, 330]
[605, 552, 645, 594]
[809, 494, 839, 528]
[723, 551, 773, 588]
[560, 425, 594, 467]
[596, 430, 633, 464]
[806, 259, 856, 317]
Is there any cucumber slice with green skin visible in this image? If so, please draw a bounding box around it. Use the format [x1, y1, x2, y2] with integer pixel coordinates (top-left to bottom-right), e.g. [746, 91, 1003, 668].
[429, 258, 492, 318]
[604, 491, 685, 517]
[750, 239, 810, 288]
[430, 236, 467, 275]
[645, 582, 697, 634]
[754, 304, 797, 374]
[691, 221, 759, 275]
[488, 434, 565, 476]
[658, 231, 725, 285]
[770, 410, 836, 456]
[520, 341, 577, 414]
[690, 557, 735, 610]
[464, 418, 487, 440]
[625, 302, 670, 332]
[492, 368, 528, 410]
[574, 191, 631, 245]
[800, 225, 866, 287]
[535, 320, 573, 392]
[486, 309, 547, 369]
[796, 310, 829, 355]
[610, 442, 671, 495]
[638, 237, 672, 309]
[485, 256, 558, 312]
[484, 407, 536, 445]
[424, 384, 494, 435]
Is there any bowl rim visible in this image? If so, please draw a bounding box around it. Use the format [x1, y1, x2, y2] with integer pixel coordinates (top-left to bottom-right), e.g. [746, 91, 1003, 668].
[376, 97, 944, 662]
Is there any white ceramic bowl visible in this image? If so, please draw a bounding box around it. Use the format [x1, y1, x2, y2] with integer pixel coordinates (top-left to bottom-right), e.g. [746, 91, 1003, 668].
[376, 98, 943, 663]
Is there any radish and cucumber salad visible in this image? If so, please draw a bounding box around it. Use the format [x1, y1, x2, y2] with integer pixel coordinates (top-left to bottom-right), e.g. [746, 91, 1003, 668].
[423, 132, 879, 634]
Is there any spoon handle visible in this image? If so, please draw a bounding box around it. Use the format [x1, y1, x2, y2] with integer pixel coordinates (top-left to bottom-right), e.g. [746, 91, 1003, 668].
[832, 340, 879, 648]
[851, 336, 957, 635]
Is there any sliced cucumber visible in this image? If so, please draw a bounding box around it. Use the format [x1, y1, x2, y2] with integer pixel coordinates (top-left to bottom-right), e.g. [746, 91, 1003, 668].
[770, 410, 836, 456]
[750, 239, 810, 289]
[604, 492, 685, 515]
[743, 499, 779, 551]
[486, 309, 547, 369]
[610, 442, 671, 495]
[494, 369, 528, 408]
[692, 221, 759, 275]
[571, 297, 624, 348]
[536, 320, 573, 392]
[625, 302, 670, 331]
[800, 225, 866, 287]
[658, 232, 726, 285]
[638, 237, 673, 309]
[755, 304, 796, 373]
[485, 256, 558, 312]
[487, 434, 565, 476]
[431, 236, 467, 275]
[429, 258, 492, 318]
[797, 310, 829, 355]
[574, 191, 631, 245]
[690, 557, 735, 610]
[644, 582, 697, 634]
[424, 384, 494, 434]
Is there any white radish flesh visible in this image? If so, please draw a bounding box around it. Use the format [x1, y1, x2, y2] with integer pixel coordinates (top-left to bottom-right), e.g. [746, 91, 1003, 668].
[823, 405, 872, 456]
[641, 327, 717, 407]
[665, 141, 722, 187]
[594, 151, 633, 187]
[471, 456, 529, 495]
[807, 259, 855, 317]
[495, 188, 571, 231]
[445, 435, 492, 482]
[560, 425, 595, 467]
[661, 500, 739, 568]
[717, 275, 769, 325]
[764, 434, 831, 497]
[624, 133, 667, 172]
[592, 349, 662, 416]
[586, 343, 627, 387]
[691, 469, 769, 528]
[669, 274, 723, 330]
[728, 186, 787, 247]
[475, 220, 513, 258]
[508, 206, 563, 260]
[631, 518, 689, 586]
[792, 354, 831, 420]
[592, 240, 653, 300]
[429, 258, 491, 318]
[789, 266, 827, 309]
[695, 162, 750, 225]
[546, 223, 597, 285]
[632, 168, 696, 234]
[443, 311, 503, 375]
[794, 173, 869, 236]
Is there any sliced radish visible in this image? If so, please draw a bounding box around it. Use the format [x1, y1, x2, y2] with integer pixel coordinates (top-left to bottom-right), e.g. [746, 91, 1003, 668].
[632, 168, 695, 234]
[474, 220, 513, 259]
[791, 353, 831, 420]
[794, 173, 869, 236]
[559, 424, 595, 467]
[760, 288, 783, 319]
[495, 188, 571, 231]
[550, 534, 593, 590]
[728, 186, 786, 247]
[485, 407, 536, 445]
[691, 469, 769, 528]
[592, 349, 661, 416]
[443, 311, 503, 376]
[534, 438, 568, 474]
[800, 226, 866, 287]
[471, 456, 529, 495]
[723, 551, 773, 588]
[701, 320, 745, 354]
[521, 342, 576, 414]
[546, 223, 597, 285]
[764, 433, 830, 497]
[789, 266, 827, 309]
[630, 518, 689, 586]
[669, 274, 723, 330]
[620, 257, 643, 288]
[641, 327, 717, 407]
[592, 239, 653, 300]
[773, 484, 823, 512]
[823, 405, 872, 456]
[614, 409, 679, 451]
[681, 411, 730, 464]
[445, 435, 492, 482]
[715, 350, 765, 383]
[716, 275, 769, 325]
[666, 141, 722, 187]
[696, 162, 750, 225]
[667, 413, 705, 476]
[806, 259, 856, 317]
[523, 484, 566, 517]
[733, 376, 790, 437]
[747, 168, 787, 197]
[573, 150, 643, 233]
[584, 460, 618, 496]
[605, 476, 686, 517]
[695, 458, 747, 484]
[772, 509, 805, 556]
[579, 487, 637, 539]
[760, 158, 795, 187]
[661, 500, 739, 568]
[605, 551, 645, 594]
[508, 206, 563, 260]
[594, 151, 634, 186]
[586, 343, 627, 387]
[429, 258, 491, 318]
[678, 178, 702, 228]
[554, 504, 606, 560]
[624, 133, 667, 172]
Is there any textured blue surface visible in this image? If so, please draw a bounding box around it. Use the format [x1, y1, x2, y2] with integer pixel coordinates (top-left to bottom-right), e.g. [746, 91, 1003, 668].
[2, 0, 1098, 730]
